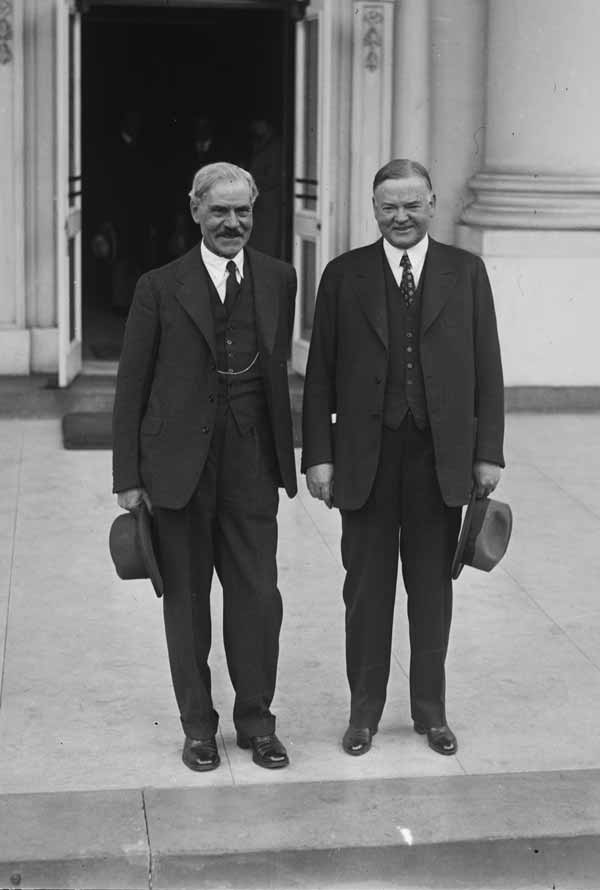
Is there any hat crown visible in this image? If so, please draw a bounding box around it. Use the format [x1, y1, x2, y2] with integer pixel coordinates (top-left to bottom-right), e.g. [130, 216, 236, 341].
[109, 504, 164, 597]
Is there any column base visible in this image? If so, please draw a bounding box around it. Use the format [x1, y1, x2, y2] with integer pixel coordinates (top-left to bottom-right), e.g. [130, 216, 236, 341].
[456, 225, 600, 387]
[461, 172, 600, 229]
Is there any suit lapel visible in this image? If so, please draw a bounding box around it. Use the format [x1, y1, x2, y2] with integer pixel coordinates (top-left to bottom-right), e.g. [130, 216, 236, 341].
[175, 245, 216, 359]
[246, 247, 279, 355]
[420, 238, 457, 334]
[354, 240, 388, 350]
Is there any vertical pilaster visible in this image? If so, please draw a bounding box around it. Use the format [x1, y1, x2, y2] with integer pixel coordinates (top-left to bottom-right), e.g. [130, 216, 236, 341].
[23, 0, 58, 372]
[429, 0, 487, 243]
[0, 0, 29, 372]
[350, 0, 395, 248]
[391, 0, 430, 167]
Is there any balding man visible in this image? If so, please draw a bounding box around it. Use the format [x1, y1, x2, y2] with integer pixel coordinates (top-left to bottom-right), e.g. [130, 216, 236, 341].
[113, 163, 297, 772]
[302, 159, 504, 758]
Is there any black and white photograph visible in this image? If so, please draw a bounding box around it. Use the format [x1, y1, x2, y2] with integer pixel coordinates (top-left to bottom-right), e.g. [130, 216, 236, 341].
[0, 1, 599, 888]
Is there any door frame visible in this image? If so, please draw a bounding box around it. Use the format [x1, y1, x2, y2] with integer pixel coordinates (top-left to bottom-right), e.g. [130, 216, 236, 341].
[77, 0, 298, 378]
[291, 0, 337, 376]
[56, 0, 83, 387]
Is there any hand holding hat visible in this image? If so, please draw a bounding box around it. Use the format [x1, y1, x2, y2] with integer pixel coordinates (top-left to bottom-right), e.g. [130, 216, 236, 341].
[472, 460, 502, 499]
[451, 489, 513, 581]
[109, 500, 164, 598]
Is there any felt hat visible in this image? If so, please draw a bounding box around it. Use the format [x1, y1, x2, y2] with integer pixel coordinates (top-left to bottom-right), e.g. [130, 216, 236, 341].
[451, 490, 513, 580]
[109, 503, 164, 598]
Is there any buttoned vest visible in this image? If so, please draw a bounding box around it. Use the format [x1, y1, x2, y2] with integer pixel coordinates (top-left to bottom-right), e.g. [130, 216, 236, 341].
[203, 260, 267, 432]
[382, 254, 428, 430]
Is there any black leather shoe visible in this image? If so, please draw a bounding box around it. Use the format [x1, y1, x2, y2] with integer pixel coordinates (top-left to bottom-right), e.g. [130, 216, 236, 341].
[237, 732, 289, 769]
[414, 722, 458, 756]
[182, 735, 220, 772]
[342, 725, 373, 756]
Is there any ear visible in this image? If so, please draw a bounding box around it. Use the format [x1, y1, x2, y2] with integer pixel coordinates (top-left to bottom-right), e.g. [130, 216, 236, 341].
[429, 192, 437, 212]
[190, 199, 201, 224]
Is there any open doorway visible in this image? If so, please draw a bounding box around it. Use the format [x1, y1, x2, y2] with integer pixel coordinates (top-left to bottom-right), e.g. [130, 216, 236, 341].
[81, 3, 294, 363]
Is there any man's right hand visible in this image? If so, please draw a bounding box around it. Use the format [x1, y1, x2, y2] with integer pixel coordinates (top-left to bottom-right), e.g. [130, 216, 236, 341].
[306, 463, 335, 509]
[117, 488, 152, 513]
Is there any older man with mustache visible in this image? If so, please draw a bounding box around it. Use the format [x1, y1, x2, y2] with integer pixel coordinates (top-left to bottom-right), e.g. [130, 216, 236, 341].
[113, 163, 297, 772]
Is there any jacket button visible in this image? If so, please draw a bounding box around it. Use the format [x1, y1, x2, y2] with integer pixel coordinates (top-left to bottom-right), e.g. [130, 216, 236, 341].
[209, 362, 216, 371]
[375, 376, 382, 384]
[202, 426, 210, 434]
[208, 394, 215, 403]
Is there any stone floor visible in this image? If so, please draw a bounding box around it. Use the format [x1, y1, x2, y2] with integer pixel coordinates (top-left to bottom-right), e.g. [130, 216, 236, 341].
[1, 413, 600, 887]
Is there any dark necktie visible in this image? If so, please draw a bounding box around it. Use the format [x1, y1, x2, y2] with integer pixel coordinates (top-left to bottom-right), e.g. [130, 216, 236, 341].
[224, 260, 240, 315]
[399, 253, 416, 308]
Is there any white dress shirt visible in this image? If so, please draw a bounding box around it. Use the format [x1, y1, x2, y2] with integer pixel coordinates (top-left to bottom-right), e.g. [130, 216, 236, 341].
[383, 233, 429, 288]
[200, 240, 244, 302]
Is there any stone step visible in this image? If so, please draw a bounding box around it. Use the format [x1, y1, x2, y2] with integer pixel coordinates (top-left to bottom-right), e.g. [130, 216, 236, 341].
[2, 770, 599, 889]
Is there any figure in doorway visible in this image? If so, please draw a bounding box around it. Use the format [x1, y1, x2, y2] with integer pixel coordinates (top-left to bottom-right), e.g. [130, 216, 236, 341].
[166, 116, 218, 259]
[248, 117, 283, 258]
[92, 109, 158, 314]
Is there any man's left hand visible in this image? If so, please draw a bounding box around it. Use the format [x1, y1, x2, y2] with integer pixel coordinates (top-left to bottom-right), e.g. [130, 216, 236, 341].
[472, 461, 502, 499]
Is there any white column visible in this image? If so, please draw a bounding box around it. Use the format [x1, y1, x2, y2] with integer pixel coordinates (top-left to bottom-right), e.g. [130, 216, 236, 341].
[349, 0, 395, 248]
[458, 0, 600, 386]
[428, 0, 487, 243]
[462, 0, 600, 229]
[0, 0, 29, 374]
[391, 0, 430, 167]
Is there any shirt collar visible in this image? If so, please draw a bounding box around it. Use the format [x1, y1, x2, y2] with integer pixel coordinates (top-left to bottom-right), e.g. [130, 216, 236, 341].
[200, 240, 245, 279]
[383, 233, 429, 275]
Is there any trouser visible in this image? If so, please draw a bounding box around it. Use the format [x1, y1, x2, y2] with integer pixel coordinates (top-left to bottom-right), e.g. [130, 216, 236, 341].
[153, 405, 281, 740]
[340, 413, 462, 730]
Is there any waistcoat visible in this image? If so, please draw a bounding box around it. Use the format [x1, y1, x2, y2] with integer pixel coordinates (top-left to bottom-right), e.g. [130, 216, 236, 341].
[382, 253, 428, 430]
[203, 260, 267, 432]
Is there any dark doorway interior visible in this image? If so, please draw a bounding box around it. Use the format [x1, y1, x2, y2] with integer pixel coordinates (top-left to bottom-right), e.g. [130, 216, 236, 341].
[81, 4, 293, 361]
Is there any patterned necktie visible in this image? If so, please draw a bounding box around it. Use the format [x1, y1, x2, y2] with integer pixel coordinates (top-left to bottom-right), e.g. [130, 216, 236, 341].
[399, 253, 416, 308]
[224, 260, 240, 315]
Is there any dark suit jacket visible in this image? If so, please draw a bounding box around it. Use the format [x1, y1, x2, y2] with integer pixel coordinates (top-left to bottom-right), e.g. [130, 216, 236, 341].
[301, 238, 504, 509]
[112, 244, 298, 509]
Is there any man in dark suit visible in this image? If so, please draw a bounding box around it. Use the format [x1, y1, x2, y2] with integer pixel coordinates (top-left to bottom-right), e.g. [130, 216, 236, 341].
[113, 162, 297, 772]
[302, 159, 504, 757]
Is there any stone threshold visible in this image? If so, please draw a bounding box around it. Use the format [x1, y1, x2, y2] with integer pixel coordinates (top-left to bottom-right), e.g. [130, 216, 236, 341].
[1, 769, 599, 889]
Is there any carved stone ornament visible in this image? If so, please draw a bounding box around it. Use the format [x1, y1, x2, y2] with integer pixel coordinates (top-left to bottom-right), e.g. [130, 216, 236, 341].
[0, 0, 12, 65]
[363, 6, 384, 72]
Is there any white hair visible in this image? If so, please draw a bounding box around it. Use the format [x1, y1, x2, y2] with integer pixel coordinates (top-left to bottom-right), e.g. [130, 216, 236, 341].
[189, 162, 259, 207]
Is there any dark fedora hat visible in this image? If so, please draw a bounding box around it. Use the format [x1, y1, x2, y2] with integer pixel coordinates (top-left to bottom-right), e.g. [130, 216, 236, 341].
[109, 503, 164, 598]
[451, 490, 513, 580]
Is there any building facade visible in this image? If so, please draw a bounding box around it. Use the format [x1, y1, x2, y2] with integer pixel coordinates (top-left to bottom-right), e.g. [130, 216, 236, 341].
[1, 0, 599, 391]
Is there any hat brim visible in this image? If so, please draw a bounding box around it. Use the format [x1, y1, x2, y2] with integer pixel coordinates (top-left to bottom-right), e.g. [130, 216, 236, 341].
[451, 489, 478, 581]
[136, 503, 164, 598]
